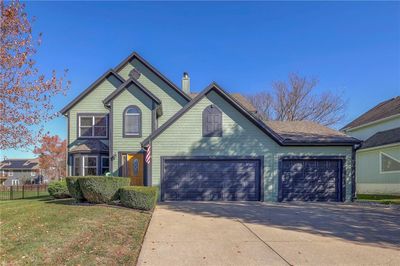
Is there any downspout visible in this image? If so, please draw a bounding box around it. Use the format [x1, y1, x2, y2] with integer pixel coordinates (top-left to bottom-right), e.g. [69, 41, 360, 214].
[352, 143, 361, 201]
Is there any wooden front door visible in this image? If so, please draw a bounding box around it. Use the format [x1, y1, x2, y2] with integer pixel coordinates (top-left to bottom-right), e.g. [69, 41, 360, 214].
[125, 153, 144, 186]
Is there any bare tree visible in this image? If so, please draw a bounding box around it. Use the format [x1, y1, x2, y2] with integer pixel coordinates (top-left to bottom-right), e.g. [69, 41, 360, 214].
[247, 73, 346, 126]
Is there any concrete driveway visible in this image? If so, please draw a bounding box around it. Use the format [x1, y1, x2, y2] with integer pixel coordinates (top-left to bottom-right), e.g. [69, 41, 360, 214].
[137, 202, 400, 266]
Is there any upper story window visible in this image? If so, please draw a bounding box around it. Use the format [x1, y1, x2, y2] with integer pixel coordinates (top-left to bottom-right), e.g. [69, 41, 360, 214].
[202, 105, 222, 137]
[78, 114, 108, 138]
[124, 106, 141, 137]
[31, 171, 36, 176]
[380, 152, 400, 173]
[8, 170, 13, 176]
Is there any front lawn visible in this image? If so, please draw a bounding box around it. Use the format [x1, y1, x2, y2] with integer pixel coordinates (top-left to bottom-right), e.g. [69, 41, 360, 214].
[0, 196, 152, 265]
[356, 194, 400, 205]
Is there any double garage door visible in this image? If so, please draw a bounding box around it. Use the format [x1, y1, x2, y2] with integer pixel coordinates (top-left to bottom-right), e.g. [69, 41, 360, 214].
[162, 157, 261, 201]
[161, 156, 343, 202]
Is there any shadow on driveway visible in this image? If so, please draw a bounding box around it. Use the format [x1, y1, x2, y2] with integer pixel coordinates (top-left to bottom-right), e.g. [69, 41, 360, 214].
[161, 201, 400, 249]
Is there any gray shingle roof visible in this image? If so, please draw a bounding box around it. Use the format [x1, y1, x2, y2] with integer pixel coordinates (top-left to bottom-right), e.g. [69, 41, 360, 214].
[342, 96, 400, 130]
[69, 139, 109, 153]
[189, 93, 257, 113]
[265, 120, 359, 143]
[360, 127, 400, 149]
[0, 158, 39, 170]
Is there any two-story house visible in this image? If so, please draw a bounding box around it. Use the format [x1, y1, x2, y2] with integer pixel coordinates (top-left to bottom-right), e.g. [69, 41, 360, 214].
[342, 96, 400, 195]
[0, 158, 47, 186]
[61, 52, 359, 202]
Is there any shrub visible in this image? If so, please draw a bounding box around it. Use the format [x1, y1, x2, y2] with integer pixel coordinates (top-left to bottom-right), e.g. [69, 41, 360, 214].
[120, 186, 157, 211]
[65, 177, 85, 201]
[78, 176, 130, 203]
[48, 180, 70, 199]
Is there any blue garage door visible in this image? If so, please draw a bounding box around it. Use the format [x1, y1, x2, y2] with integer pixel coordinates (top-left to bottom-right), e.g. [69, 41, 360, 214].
[162, 158, 261, 201]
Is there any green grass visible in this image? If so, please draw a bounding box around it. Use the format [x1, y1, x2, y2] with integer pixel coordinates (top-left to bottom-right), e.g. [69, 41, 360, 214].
[0, 196, 152, 265]
[356, 194, 400, 205]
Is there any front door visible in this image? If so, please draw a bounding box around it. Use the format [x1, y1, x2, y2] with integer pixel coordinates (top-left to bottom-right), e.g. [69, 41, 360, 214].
[123, 153, 144, 186]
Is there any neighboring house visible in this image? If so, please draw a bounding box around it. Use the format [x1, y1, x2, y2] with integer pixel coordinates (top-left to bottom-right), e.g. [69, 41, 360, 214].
[61, 52, 359, 202]
[342, 96, 400, 195]
[0, 159, 48, 186]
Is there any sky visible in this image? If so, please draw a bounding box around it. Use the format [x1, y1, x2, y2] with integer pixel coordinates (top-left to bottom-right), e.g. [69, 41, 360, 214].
[2, 1, 400, 159]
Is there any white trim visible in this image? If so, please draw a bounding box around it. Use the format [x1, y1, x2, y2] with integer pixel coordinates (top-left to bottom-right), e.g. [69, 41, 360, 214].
[83, 155, 98, 176]
[379, 152, 400, 174]
[31, 171, 36, 176]
[357, 142, 400, 152]
[73, 155, 98, 176]
[343, 114, 400, 132]
[78, 115, 108, 138]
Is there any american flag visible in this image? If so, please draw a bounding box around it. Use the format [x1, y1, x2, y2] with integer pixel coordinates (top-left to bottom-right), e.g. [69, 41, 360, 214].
[145, 144, 151, 164]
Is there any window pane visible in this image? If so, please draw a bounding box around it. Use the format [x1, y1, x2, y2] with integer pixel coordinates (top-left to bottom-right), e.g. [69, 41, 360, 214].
[126, 107, 140, 114]
[94, 126, 107, 136]
[102, 157, 109, 167]
[80, 117, 93, 126]
[125, 115, 140, 134]
[381, 154, 400, 172]
[95, 116, 107, 126]
[101, 167, 109, 175]
[74, 157, 82, 176]
[85, 157, 97, 167]
[80, 127, 93, 137]
[85, 167, 97, 176]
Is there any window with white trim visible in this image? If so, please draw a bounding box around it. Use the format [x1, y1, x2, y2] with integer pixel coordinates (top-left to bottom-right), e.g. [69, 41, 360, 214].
[12, 179, 19, 185]
[124, 106, 141, 136]
[79, 115, 108, 138]
[31, 171, 36, 176]
[380, 152, 400, 173]
[101, 156, 109, 175]
[8, 170, 13, 176]
[73, 155, 98, 176]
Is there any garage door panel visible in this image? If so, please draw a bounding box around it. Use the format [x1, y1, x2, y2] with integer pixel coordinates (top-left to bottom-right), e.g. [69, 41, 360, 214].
[163, 158, 260, 201]
[280, 158, 341, 202]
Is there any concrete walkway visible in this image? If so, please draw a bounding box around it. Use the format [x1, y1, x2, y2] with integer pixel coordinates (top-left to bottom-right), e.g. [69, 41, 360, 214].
[137, 202, 400, 266]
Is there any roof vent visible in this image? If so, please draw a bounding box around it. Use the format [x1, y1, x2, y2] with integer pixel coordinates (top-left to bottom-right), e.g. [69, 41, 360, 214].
[129, 68, 141, 80]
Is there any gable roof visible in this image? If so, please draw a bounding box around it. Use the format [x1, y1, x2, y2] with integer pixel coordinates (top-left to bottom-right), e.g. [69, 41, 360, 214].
[103, 77, 162, 106]
[189, 92, 257, 112]
[342, 96, 400, 131]
[265, 120, 360, 144]
[60, 70, 125, 115]
[0, 158, 39, 170]
[142, 82, 359, 147]
[114, 52, 192, 102]
[359, 127, 400, 150]
[142, 82, 285, 146]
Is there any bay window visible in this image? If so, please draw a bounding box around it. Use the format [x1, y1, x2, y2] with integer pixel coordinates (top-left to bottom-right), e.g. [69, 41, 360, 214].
[73, 155, 98, 176]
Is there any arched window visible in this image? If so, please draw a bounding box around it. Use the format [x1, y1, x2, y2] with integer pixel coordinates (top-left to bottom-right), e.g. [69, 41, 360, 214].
[124, 106, 141, 137]
[202, 105, 222, 137]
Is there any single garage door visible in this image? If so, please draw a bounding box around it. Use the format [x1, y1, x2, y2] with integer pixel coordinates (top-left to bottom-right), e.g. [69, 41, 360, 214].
[162, 157, 261, 201]
[279, 158, 343, 202]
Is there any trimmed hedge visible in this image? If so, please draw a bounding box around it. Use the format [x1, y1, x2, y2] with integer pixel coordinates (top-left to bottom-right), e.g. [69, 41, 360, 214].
[120, 186, 157, 211]
[48, 180, 70, 199]
[65, 177, 85, 201]
[78, 176, 130, 203]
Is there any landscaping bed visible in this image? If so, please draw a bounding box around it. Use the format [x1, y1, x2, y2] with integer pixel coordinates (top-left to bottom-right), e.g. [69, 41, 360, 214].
[0, 196, 152, 265]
